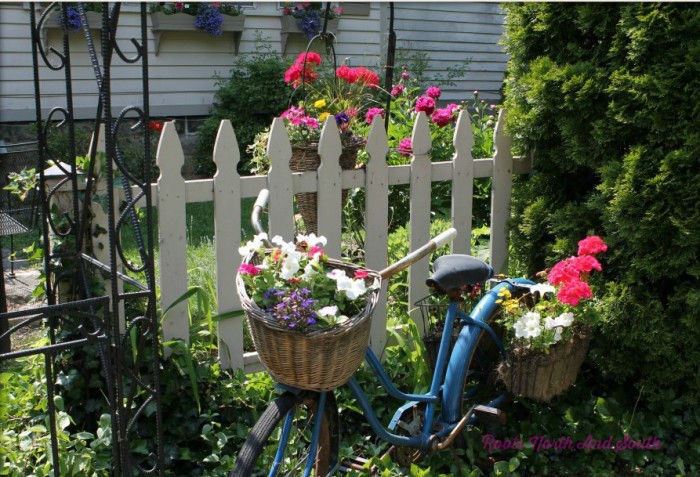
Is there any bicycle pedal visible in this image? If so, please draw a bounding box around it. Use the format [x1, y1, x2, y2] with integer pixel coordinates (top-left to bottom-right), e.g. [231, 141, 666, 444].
[473, 404, 507, 425]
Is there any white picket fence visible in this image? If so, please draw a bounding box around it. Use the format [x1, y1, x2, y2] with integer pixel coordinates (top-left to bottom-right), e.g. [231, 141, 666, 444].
[146, 109, 528, 372]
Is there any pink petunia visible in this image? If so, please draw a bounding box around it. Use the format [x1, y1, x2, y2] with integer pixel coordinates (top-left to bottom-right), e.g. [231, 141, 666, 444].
[354, 270, 369, 279]
[365, 107, 385, 124]
[415, 96, 435, 116]
[557, 279, 592, 306]
[238, 263, 261, 276]
[577, 235, 608, 256]
[426, 86, 441, 99]
[398, 138, 413, 157]
[308, 245, 324, 257]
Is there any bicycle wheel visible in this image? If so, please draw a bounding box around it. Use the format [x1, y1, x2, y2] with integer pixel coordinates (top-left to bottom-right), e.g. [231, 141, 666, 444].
[231, 391, 339, 477]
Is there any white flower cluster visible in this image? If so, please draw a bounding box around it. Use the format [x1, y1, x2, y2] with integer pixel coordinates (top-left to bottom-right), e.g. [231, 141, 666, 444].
[512, 283, 575, 342]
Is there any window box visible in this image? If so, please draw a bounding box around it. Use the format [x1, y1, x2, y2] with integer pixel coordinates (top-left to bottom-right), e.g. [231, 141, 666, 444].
[150, 12, 245, 55]
[280, 15, 339, 53]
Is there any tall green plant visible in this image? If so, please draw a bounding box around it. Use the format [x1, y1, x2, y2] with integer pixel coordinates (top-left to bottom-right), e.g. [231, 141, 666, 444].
[193, 35, 291, 177]
[503, 3, 700, 403]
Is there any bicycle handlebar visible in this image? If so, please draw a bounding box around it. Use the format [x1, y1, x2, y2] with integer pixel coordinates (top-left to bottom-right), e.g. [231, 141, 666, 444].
[378, 228, 456, 280]
[249, 189, 456, 280]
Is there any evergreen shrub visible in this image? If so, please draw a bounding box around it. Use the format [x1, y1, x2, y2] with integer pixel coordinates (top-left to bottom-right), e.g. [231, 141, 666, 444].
[503, 3, 700, 403]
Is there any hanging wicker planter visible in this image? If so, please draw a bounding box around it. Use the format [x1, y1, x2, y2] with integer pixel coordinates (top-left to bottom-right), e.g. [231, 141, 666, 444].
[291, 138, 364, 235]
[237, 255, 380, 392]
[497, 329, 591, 402]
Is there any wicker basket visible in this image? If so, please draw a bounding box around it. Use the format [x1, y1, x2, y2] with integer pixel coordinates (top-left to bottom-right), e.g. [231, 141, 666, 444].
[497, 330, 590, 402]
[291, 138, 364, 235]
[237, 256, 381, 392]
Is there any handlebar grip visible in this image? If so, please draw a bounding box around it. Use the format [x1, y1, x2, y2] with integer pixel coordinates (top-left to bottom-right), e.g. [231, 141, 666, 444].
[432, 228, 457, 249]
[254, 189, 270, 209]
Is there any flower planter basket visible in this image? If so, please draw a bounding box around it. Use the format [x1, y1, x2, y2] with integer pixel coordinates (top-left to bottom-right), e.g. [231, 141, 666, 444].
[150, 12, 245, 55]
[497, 330, 591, 402]
[291, 139, 364, 235]
[280, 15, 340, 53]
[237, 256, 380, 392]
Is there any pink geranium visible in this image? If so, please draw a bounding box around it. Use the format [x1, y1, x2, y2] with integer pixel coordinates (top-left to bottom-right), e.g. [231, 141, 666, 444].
[238, 263, 261, 276]
[578, 235, 608, 256]
[557, 279, 592, 306]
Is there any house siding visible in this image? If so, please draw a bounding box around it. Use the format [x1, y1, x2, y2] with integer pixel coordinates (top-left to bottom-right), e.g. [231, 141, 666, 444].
[0, 2, 506, 124]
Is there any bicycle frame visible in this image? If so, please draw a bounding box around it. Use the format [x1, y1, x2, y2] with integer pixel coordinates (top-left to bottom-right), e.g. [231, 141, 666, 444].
[277, 278, 533, 476]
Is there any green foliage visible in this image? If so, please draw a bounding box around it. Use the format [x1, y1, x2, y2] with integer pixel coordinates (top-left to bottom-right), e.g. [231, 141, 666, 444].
[503, 2, 700, 403]
[193, 36, 291, 177]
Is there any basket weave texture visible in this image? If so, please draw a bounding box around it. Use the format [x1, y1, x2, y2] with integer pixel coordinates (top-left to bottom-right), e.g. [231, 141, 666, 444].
[237, 255, 381, 392]
[497, 330, 590, 402]
[291, 139, 364, 235]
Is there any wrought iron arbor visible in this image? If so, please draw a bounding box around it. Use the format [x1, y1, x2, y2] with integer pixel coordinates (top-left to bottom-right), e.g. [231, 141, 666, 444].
[0, 3, 163, 475]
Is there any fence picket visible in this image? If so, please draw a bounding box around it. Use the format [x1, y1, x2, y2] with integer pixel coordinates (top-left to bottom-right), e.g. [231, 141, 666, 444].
[157, 121, 189, 347]
[490, 109, 513, 274]
[212, 120, 243, 370]
[451, 111, 475, 255]
[266, 118, 295, 242]
[317, 117, 343, 257]
[364, 119, 390, 353]
[408, 112, 433, 333]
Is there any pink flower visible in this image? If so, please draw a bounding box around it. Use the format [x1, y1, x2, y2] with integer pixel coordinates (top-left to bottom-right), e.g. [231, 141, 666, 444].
[557, 279, 592, 306]
[356, 67, 380, 88]
[365, 107, 385, 124]
[446, 103, 460, 115]
[398, 138, 413, 157]
[402, 71, 410, 79]
[174, 2, 184, 11]
[354, 270, 369, 279]
[281, 105, 306, 121]
[308, 245, 324, 257]
[431, 108, 453, 127]
[547, 258, 580, 286]
[336, 64, 359, 83]
[577, 235, 608, 256]
[391, 84, 405, 96]
[570, 255, 602, 273]
[426, 86, 441, 99]
[295, 51, 322, 66]
[238, 263, 261, 276]
[346, 108, 358, 117]
[284, 63, 318, 87]
[283, 6, 293, 14]
[415, 96, 435, 116]
[332, 6, 344, 15]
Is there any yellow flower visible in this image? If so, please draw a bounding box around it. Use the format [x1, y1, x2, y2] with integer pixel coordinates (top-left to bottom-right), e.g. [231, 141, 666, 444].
[314, 99, 327, 109]
[319, 112, 330, 122]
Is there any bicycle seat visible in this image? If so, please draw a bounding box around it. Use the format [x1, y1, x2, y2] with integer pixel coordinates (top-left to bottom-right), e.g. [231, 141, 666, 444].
[426, 254, 493, 294]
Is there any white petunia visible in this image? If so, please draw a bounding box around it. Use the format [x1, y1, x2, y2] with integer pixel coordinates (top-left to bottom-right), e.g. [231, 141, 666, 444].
[514, 311, 542, 339]
[279, 255, 301, 280]
[297, 233, 327, 247]
[545, 312, 574, 329]
[271, 235, 286, 247]
[317, 306, 338, 317]
[552, 327, 563, 343]
[238, 233, 268, 256]
[344, 278, 367, 300]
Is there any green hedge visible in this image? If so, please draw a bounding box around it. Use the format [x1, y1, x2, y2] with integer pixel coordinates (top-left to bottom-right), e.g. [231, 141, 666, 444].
[503, 3, 700, 403]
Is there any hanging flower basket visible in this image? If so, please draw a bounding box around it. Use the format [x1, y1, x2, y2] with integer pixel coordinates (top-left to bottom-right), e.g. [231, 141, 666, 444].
[291, 137, 364, 235]
[497, 329, 591, 402]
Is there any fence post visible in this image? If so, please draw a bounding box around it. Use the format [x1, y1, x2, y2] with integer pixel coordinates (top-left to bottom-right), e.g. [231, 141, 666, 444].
[156, 121, 189, 351]
[451, 110, 475, 255]
[364, 119, 389, 353]
[266, 118, 295, 241]
[490, 109, 513, 274]
[408, 112, 433, 333]
[316, 117, 343, 257]
[213, 120, 244, 370]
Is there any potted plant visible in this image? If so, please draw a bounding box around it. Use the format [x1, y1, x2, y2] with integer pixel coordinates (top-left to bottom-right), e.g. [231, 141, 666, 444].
[148, 2, 245, 54]
[40, 3, 103, 51]
[249, 51, 383, 234]
[237, 232, 381, 391]
[280, 2, 343, 51]
[496, 235, 608, 401]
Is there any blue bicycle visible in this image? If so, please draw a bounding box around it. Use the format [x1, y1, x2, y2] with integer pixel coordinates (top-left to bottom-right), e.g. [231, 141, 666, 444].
[232, 191, 533, 476]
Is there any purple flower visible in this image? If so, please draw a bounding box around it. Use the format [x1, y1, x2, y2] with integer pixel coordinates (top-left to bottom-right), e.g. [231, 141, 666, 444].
[194, 6, 224, 36]
[334, 113, 350, 125]
[60, 6, 82, 33]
